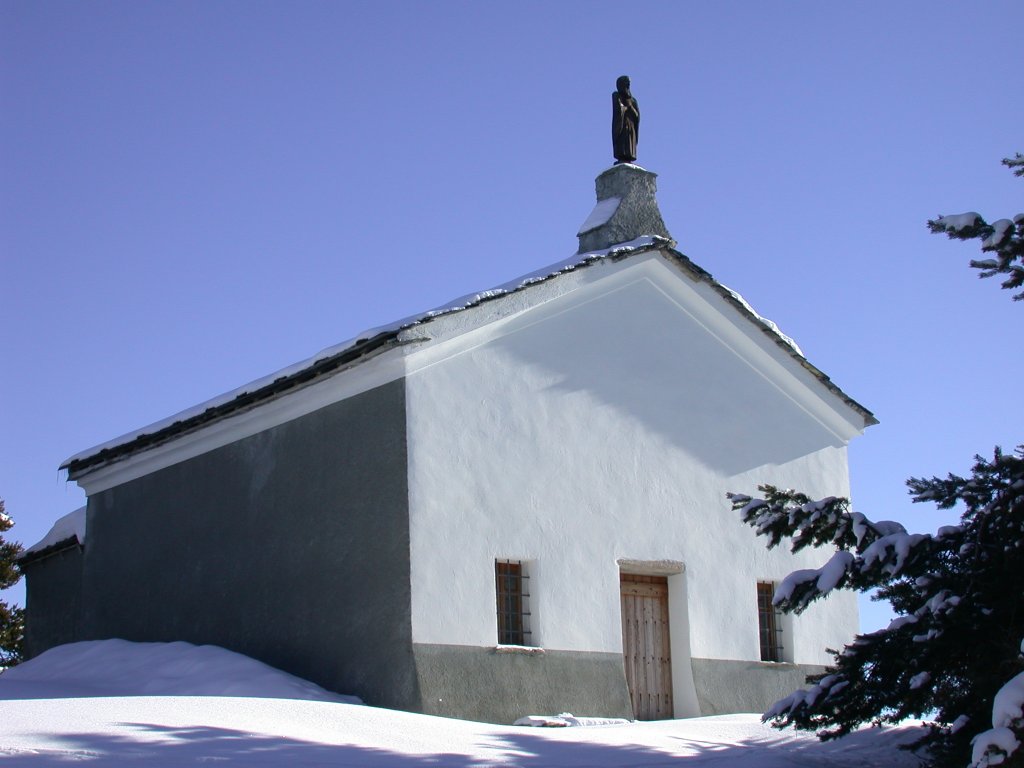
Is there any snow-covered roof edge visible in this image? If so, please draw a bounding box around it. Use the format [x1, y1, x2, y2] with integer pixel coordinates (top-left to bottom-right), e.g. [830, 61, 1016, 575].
[62, 236, 876, 477]
[61, 237, 660, 474]
[19, 507, 86, 565]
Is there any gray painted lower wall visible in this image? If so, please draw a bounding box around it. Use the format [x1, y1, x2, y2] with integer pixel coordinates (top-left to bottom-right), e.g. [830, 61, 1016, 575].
[690, 657, 823, 715]
[410, 646, 820, 724]
[406, 646, 822, 724]
[22, 546, 84, 659]
[412, 643, 634, 724]
[68, 379, 417, 711]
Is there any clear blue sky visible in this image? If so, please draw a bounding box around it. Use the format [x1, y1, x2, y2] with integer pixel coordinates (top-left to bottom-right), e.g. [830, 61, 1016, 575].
[2, 1, 1022, 634]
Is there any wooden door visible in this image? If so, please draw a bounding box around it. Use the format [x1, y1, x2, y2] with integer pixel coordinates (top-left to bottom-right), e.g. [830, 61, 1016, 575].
[620, 574, 673, 720]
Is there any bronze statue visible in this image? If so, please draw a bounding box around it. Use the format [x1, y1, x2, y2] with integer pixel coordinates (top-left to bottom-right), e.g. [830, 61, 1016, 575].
[612, 75, 639, 164]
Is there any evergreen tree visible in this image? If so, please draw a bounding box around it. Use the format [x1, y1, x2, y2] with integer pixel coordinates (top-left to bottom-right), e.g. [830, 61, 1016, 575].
[728, 156, 1024, 768]
[0, 499, 25, 667]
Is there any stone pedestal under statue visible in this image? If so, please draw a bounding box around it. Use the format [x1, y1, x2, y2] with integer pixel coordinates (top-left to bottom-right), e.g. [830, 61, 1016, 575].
[576, 163, 674, 254]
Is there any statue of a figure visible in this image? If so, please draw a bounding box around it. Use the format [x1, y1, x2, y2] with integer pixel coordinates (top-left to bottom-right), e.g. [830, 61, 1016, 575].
[612, 75, 639, 164]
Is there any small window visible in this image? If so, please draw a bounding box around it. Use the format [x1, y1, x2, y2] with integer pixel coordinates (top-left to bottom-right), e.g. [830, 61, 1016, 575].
[757, 581, 784, 662]
[495, 560, 531, 645]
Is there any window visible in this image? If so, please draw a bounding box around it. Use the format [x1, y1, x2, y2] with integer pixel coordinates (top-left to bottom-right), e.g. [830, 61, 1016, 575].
[495, 560, 531, 645]
[757, 581, 784, 662]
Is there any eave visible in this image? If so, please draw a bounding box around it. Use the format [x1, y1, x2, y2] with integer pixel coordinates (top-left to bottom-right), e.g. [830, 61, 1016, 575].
[62, 330, 402, 478]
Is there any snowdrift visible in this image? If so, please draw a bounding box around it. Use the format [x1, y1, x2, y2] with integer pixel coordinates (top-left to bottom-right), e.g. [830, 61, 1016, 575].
[0, 639, 927, 767]
[0, 639, 359, 702]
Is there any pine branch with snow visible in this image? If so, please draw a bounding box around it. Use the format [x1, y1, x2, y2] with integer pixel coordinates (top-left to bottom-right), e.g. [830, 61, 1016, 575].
[1004, 153, 1024, 178]
[927, 154, 1024, 301]
[0, 499, 24, 667]
[727, 488, 953, 615]
[730, 447, 1024, 768]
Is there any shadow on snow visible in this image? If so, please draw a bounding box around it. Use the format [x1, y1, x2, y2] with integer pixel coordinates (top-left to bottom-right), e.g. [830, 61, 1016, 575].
[7, 720, 928, 767]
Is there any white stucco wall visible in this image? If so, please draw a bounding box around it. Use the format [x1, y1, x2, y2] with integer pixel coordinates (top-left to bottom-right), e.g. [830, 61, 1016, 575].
[404, 252, 862, 676]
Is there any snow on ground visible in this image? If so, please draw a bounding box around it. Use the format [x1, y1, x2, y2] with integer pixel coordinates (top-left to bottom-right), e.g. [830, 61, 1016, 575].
[0, 640, 927, 767]
[0, 639, 358, 703]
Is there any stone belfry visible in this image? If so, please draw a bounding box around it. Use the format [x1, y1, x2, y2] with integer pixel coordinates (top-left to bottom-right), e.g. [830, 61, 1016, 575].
[577, 77, 674, 254]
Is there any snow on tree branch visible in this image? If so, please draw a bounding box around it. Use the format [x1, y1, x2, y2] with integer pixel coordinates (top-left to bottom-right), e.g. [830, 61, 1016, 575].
[727, 447, 1024, 768]
[972, 670, 1024, 767]
[728, 487, 955, 614]
[928, 155, 1024, 300]
[0, 499, 24, 666]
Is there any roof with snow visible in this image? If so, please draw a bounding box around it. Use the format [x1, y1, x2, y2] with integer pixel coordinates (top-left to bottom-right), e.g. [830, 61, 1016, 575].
[62, 163, 877, 479]
[19, 507, 86, 565]
[62, 236, 876, 479]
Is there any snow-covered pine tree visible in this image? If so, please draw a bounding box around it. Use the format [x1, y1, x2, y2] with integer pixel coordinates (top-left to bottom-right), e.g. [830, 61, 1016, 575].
[728, 155, 1024, 768]
[928, 154, 1024, 300]
[0, 499, 25, 667]
[730, 448, 1024, 767]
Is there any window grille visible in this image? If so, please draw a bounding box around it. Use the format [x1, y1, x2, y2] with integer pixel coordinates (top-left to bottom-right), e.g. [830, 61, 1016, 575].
[495, 560, 531, 645]
[757, 581, 784, 662]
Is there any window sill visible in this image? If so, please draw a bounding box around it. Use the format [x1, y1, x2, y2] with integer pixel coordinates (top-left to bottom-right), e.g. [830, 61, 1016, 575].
[494, 644, 545, 656]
